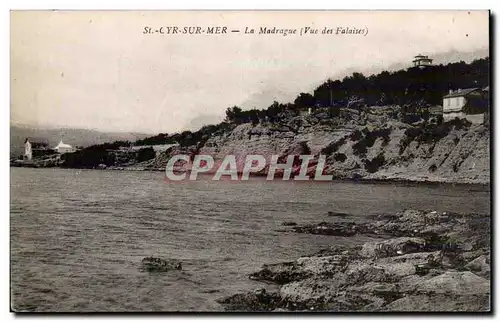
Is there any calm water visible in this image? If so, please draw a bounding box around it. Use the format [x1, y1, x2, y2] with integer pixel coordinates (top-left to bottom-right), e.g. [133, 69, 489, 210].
[10, 167, 490, 312]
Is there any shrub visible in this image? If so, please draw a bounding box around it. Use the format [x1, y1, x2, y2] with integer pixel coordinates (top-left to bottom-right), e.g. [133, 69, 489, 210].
[447, 117, 472, 130]
[405, 127, 423, 139]
[321, 138, 346, 155]
[136, 147, 156, 162]
[352, 140, 368, 156]
[350, 130, 363, 141]
[364, 154, 386, 173]
[334, 153, 347, 163]
[352, 131, 377, 155]
[299, 142, 311, 155]
[403, 113, 423, 124]
[369, 128, 392, 145]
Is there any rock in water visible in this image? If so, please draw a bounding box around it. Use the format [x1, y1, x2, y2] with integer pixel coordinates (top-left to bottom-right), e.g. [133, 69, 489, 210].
[140, 257, 182, 272]
[291, 221, 358, 236]
[360, 237, 427, 258]
[327, 212, 350, 218]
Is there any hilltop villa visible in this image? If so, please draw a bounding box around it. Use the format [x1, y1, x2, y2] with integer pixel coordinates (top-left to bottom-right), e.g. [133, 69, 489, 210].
[442, 87, 489, 124]
[412, 54, 433, 68]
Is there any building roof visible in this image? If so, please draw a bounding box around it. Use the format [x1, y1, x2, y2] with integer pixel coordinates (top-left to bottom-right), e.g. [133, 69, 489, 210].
[413, 54, 432, 61]
[55, 140, 73, 149]
[483, 86, 489, 92]
[443, 88, 480, 98]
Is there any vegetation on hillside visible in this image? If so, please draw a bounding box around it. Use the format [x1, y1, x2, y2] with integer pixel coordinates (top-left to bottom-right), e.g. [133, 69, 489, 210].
[60, 144, 156, 169]
[223, 58, 488, 125]
[58, 57, 488, 168]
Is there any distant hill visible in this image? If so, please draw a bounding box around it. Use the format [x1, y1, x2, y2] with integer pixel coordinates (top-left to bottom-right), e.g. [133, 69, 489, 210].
[10, 124, 150, 157]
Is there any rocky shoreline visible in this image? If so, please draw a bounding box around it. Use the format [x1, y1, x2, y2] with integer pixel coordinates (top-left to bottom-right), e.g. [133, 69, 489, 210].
[217, 209, 491, 312]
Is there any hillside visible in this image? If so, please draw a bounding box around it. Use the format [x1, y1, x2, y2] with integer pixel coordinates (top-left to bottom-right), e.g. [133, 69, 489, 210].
[38, 57, 490, 184]
[133, 107, 489, 184]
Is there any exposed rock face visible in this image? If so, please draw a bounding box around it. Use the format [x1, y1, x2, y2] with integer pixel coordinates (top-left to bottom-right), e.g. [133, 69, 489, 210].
[140, 257, 182, 272]
[142, 109, 489, 183]
[117, 107, 489, 184]
[218, 209, 490, 312]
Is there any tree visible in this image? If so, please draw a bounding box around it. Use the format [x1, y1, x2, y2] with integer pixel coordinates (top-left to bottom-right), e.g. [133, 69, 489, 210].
[294, 93, 316, 109]
[225, 106, 243, 123]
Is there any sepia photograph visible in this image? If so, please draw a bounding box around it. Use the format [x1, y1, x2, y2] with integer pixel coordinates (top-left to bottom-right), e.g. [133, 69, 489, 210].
[9, 10, 491, 313]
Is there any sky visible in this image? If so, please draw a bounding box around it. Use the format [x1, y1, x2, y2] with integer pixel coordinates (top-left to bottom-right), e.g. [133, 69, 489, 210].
[10, 10, 489, 134]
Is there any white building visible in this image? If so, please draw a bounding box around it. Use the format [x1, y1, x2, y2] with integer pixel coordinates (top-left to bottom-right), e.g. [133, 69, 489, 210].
[412, 54, 433, 68]
[54, 140, 76, 154]
[442, 88, 488, 124]
[24, 138, 32, 161]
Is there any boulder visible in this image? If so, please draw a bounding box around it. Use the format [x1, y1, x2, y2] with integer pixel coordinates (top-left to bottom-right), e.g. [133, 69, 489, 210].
[279, 275, 347, 306]
[384, 294, 490, 312]
[416, 271, 490, 295]
[325, 292, 386, 312]
[295, 255, 349, 275]
[291, 221, 358, 237]
[461, 250, 488, 262]
[344, 263, 388, 284]
[377, 251, 442, 266]
[217, 288, 281, 312]
[345, 262, 416, 285]
[249, 262, 301, 284]
[348, 282, 402, 304]
[249, 254, 349, 284]
[140, 257, 182, 272]
[367, 210, 462, 238]
[360, 237, 427, 258]
[464, 255, 490, 278]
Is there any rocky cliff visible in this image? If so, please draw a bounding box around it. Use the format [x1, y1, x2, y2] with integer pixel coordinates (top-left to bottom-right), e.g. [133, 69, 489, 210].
[134, 107, 490, 184]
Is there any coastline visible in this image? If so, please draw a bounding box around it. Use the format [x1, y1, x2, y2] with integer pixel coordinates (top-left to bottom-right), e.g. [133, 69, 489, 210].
[9, 164, 491, 186]
[216, 209, 491, 312]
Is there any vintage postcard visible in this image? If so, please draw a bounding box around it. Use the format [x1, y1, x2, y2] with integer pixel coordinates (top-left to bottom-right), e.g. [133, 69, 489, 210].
[10, 10, 491, 313]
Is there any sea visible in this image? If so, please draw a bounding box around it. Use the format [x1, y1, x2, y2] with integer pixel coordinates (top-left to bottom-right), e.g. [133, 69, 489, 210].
[10, 167, 491, 312]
